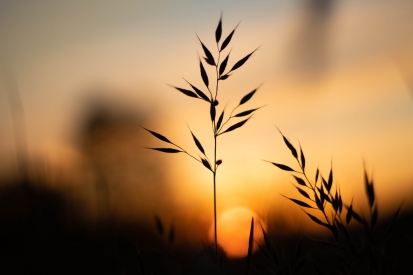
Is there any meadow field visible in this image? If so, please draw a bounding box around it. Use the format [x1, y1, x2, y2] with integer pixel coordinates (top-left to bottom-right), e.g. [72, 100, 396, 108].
[1, 1, 413, 274]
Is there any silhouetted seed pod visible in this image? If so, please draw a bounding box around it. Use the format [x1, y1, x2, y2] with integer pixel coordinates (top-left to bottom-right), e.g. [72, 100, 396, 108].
[216, 159, 222, 165]
[214, 100, 219, 106]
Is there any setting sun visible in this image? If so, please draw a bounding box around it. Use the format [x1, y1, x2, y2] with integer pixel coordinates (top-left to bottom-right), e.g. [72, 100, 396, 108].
[209, 207, 266, 258]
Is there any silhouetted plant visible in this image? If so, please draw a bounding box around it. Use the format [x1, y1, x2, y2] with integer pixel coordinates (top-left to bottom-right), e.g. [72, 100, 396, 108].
[143, 14, 261, 263]
[264, 130, 403, 274]
[256, 222, 306, 275]
[246, 217, 255, 275]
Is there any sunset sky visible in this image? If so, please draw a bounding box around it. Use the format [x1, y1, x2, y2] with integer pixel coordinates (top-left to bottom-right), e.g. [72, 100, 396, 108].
[1, 0, 413, 257]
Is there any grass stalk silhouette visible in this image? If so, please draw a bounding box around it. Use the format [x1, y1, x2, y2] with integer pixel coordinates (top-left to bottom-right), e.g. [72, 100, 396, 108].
[143, 14, 261, 262]
[262, 130, 404, 274]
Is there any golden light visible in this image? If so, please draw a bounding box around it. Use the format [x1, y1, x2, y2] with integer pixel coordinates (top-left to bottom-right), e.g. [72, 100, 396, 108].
[209, 206, 266, 258]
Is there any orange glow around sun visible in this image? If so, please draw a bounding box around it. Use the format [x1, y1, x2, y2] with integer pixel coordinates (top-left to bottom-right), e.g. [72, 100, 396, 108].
[209, 207, 266, 258]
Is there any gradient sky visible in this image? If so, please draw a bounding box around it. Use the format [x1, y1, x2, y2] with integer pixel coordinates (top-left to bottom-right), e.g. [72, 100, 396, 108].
[1, 0, 413, 256]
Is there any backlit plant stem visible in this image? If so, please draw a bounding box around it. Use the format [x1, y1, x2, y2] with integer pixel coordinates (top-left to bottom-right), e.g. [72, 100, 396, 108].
[213, 50, 221, 256]
[144, 16, 261, 268]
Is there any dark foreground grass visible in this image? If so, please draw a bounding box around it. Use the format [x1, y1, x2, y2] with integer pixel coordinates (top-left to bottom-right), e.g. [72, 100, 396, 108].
[0, 174, 412, 274]
[1, 119, 410, 274]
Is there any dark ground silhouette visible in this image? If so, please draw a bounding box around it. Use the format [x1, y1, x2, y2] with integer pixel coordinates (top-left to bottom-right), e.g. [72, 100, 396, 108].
[0, 175, 412, 274]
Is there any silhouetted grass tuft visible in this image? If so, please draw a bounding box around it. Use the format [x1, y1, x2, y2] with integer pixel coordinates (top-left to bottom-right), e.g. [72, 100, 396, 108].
[263, 129, 406, 274]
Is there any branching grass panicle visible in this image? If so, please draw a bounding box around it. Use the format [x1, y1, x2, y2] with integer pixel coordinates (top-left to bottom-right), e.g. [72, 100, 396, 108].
[143, 14, 261, 263]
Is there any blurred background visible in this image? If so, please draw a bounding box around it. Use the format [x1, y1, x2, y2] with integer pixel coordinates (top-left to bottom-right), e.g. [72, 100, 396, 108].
[1, 0, 413, 272]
